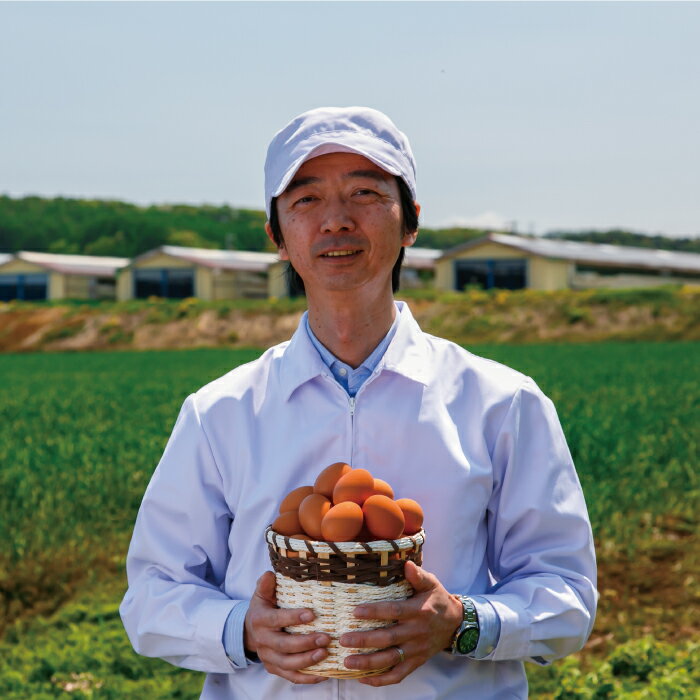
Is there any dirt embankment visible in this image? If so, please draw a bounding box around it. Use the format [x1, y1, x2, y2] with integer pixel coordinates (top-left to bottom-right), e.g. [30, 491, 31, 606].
[1, 287, 698, 353]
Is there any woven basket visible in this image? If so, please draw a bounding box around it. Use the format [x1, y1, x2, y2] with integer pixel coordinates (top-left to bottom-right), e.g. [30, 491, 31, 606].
[266, 526, 425, 678]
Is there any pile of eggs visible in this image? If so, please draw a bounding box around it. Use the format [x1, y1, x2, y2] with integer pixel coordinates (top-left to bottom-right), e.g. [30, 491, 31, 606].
[272, 462, 424, 542]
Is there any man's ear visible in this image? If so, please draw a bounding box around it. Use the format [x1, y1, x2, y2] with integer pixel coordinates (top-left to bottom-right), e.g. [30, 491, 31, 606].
[402, 202, 421, 247]
[402, 230, 418, 247]
[265, 221, 288, 260]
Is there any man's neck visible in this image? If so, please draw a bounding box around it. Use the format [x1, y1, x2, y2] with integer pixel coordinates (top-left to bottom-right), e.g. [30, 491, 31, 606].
[306, 289, 397, 369]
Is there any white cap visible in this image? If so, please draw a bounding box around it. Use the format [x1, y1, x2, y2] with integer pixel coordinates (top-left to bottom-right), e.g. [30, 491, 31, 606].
[264, 106, 417, 217]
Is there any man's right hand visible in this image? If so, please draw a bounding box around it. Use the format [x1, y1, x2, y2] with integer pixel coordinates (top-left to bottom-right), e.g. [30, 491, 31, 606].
[244, 571, 330, 684]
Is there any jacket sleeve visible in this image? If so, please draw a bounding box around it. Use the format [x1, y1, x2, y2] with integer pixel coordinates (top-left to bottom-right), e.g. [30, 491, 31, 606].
[480, 377, 598, 664]
[119, 394, 242, 673]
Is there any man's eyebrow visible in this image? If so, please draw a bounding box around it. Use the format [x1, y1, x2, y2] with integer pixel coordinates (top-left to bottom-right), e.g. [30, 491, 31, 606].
[284, 176, 321, 194]
[283, 169, 389, 196]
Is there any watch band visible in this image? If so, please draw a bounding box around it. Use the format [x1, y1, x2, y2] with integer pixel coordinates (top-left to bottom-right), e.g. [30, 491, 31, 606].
[450, 595, 480, 655]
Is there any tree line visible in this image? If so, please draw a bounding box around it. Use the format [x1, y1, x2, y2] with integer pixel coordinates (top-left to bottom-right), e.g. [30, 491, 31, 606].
[1, 195, 698, 257]
[0, 196, 270, 258]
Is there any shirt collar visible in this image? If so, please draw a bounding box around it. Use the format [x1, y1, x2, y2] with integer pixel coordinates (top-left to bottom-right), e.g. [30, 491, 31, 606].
[280, 301, 430, 402]
[304, 307, 400, 376]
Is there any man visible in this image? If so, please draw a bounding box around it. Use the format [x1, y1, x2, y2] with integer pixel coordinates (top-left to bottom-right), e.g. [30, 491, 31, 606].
[120, 107, 598, 699]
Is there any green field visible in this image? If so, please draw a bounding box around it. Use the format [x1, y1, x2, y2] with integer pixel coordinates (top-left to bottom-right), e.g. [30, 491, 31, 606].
[1, 343, 698, 698]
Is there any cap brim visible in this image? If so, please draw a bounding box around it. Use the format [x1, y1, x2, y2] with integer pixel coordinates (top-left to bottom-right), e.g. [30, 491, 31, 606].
[272, 143, 402, 199]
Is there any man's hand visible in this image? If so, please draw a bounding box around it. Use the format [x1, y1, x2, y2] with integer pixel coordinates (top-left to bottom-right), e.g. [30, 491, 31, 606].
[338, 561, 463, 686]
[244, 571, 330, 684]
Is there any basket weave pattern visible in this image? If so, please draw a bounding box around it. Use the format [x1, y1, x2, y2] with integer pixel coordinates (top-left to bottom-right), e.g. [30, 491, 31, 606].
[266, 527, 425, 678]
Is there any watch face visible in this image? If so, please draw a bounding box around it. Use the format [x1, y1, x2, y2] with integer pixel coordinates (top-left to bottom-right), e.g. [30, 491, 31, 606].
[457, 627, 479, 655]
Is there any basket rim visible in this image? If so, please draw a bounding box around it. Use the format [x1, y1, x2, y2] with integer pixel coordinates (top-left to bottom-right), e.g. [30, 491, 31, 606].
[266, 526, 425, 554]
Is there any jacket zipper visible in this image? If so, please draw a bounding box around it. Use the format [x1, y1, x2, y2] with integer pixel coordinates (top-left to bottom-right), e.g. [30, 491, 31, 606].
[348, 395, 356, 465]
[324, 371, 380, 469]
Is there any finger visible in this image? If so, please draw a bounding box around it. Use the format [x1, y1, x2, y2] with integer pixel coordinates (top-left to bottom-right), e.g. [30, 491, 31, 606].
[403, 560, 437, 593]
[263, 644, 330, 674]
[359, 662, 413, 687]
[351, 598, 415, 623]
[339, 621, 414, 650]
[344, 644, 408, 673]
[253, 571, 277, 606]
[255, 604, 316, 629]
[260, 630, 331, 656]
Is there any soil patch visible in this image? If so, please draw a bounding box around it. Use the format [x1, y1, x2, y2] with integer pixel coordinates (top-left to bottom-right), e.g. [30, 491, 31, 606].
[2, 287, 699, 353]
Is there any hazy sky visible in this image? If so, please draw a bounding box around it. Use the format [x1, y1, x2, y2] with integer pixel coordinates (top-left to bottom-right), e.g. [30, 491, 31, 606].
[1, 1, 699, 237]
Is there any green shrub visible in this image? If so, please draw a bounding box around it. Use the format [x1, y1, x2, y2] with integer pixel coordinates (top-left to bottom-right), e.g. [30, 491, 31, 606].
[609, 637, 676, 681]
[528, 639, 700, 699]
[42, 320, 86, 342]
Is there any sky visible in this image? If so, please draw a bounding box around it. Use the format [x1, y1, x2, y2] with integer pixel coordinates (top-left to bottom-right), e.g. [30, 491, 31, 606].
[1, 1, 699, 238]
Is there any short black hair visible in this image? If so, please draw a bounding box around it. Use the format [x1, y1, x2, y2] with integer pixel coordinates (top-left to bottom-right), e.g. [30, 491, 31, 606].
[268, 176, 419, 296]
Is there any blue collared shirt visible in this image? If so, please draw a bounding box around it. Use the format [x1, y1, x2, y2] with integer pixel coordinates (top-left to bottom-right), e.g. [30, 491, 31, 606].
[304, 309, 400, 397]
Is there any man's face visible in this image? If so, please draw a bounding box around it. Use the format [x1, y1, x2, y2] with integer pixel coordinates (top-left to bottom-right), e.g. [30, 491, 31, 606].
[266, 152, 418, 300]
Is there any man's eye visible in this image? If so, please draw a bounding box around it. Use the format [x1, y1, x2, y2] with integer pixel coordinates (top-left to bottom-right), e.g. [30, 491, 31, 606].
[294, 195, 316, 205]
[354, 188, 378, 197]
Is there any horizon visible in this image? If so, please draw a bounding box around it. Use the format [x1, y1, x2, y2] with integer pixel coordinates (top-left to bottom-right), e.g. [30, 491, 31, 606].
[2, 190, 698, 243]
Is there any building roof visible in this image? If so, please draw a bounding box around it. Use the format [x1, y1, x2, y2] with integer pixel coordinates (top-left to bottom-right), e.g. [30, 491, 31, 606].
[134, 245, 279, 272]
[0, 251, 130, 277]
[441, 232, 700, 274]
[136, 245, 443, 272]
[403, 247, 442, 270]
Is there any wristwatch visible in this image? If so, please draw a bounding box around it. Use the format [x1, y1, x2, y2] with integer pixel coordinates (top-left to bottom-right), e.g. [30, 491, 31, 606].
[450, 595, 480, 655]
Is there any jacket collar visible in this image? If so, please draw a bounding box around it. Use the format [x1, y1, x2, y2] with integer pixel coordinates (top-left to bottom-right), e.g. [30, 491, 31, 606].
[278, 313, 329, 402]
[279, 301, 431, 402]
[380, 301, 432, 387]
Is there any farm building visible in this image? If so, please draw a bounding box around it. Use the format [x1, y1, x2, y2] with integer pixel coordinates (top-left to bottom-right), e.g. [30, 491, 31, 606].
[117, 246, 280, 301]
[0, 251, 128, 301]
[435, 232, 700, 291]
[400, 247, 442, 289]
[117, 244, 443, 300]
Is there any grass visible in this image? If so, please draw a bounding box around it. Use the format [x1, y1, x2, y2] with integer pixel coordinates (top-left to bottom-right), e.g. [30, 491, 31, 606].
[0, 575, 204, 699]
[1, 341, 698, 697]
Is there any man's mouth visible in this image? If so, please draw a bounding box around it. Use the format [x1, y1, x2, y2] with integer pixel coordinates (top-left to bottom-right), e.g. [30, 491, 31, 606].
[321, 250, 361, 257]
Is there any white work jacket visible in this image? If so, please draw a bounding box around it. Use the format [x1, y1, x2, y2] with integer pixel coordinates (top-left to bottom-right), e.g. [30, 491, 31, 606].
[120, 303, 597, 699]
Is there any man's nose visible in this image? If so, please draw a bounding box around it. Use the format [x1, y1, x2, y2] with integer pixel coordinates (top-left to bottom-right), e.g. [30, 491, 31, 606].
[321, 197, 355, 233]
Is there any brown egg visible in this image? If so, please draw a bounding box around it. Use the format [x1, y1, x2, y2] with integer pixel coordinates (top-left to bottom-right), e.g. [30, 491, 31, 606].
[333, 468, 375, 505]
[362, 495, 405, 540]
[321, 501, 364, 542]
[279, 486, 314, 513]
[272, 510, 302, 536]
[314, 462, 352, 498]
[372, 478, 394, 499]
[355, 524, 375, 542]
[298, 493, 332, 540]
[395, 498, 424, 535]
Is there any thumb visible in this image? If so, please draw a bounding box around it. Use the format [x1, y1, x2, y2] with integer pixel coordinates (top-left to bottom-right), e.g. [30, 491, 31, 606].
[404, 560, 436, 593]
[254, 570, 277, 606]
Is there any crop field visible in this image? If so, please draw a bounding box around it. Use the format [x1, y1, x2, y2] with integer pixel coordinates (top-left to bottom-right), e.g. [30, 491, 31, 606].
[1, 342, 698, 698]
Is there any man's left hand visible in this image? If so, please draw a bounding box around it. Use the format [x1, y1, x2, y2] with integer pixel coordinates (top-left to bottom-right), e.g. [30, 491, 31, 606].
[338, 560, 464, 686]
